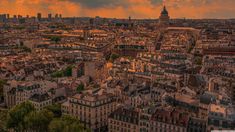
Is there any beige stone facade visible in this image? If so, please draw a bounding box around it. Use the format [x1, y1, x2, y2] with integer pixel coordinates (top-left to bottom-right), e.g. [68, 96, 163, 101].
[62, 89, 117, 131]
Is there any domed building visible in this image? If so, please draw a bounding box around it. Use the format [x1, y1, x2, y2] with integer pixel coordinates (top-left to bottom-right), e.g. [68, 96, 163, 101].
[159, 6, 170, 25]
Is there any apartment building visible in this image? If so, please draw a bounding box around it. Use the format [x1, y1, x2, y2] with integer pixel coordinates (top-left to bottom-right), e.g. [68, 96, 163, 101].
[150, 109, 189, 132]
[29, 93, 52, 111]
[3, 80, 56, 108]
[108, 107, 139, 132]
[62, 89, 117, 132]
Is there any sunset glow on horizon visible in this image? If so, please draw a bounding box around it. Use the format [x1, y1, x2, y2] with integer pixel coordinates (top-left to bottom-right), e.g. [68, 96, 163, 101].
[0, 0, 235, 19]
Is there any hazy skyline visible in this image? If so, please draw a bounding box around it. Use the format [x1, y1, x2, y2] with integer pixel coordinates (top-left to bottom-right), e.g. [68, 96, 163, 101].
[1, 0, 235, 19]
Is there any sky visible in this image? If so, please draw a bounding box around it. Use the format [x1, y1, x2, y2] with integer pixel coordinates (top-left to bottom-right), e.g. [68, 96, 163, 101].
[0, 0, 235, 19]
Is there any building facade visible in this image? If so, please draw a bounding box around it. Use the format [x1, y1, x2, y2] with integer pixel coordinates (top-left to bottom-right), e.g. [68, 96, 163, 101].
[62, 89, 117, 132]
[108, 107, 139, 132]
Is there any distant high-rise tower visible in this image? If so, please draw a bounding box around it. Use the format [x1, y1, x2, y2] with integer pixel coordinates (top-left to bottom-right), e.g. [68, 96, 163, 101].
[13, 15, 17, 22]
[48, 14, 52, 20]
[159, 6, 170, 25]
[89, 18, 94, 26]
[6, 14, 10, 19]
[55, 14, 59, 19]
[37, 13, 42, 21]
[128, 16, 133, 28]
[18, 15, 22, 19]
[0, 14, 7, 22]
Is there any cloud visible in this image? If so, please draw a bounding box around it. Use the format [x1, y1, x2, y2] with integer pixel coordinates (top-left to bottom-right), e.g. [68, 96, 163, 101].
[150, 0, 164, 5]
[67, 0, 128, 8]
[0, 0, 235, 19]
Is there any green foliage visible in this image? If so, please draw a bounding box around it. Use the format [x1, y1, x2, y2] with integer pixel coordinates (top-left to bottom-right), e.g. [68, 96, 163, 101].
[19, 41, 24, 46]
[22, 46, 32, 52]
[195, 57, 202, 65]
[0, 79, 6, 87]
[49, 25, 56, 29]
[51, 71, 64, 78]
[109, 53, 120, 62]
[127, 56, 133, 60]
[76, 83, 84, 93]
[0, 99, 90, 132]
[50, 36, 61, 43]
[48, 118, 65, 132]
[62, 57, 76, 63]
[0, 79, 6, 99]
[64, 65, 73, 76]
[45, 104, 62, 118]
[49, 115, 90, 132]
[24, 109, 54, 132]
[3, 101, 89, 132]
[63, 28, 72, 31]
[48, 24, 66, 29]
[14, 26, 25, 30]
[187, 46, 193, 53]
[51, 65, 73, 78]
[63, 122, 87, 132]
[6, 101, 35, 131]
[0, 109, 8, 132]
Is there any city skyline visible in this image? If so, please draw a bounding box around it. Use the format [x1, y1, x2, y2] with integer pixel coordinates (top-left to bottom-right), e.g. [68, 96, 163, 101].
[1, 0, 235, 132]
[1, 0, 235, 19]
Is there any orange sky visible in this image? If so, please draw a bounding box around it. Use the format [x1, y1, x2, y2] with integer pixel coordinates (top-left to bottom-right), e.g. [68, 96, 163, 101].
[0, 0, 235, 19]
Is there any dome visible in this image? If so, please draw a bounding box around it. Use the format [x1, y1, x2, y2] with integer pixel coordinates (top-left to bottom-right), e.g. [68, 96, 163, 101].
[161, 6, 168, 15]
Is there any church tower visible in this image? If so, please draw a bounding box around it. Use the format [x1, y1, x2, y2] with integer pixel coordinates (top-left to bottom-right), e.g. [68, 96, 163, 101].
[159, 6, 170, 26]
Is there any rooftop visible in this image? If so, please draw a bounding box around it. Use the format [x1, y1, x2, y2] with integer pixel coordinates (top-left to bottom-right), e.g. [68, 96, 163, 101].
[210, 104, 226, 114]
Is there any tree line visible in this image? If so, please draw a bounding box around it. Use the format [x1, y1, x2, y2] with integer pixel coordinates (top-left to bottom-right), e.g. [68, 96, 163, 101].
[1, 102, 90, 132]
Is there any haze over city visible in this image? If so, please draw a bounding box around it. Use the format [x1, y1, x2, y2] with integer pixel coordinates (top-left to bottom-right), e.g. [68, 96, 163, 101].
[1, 0, 235, 19]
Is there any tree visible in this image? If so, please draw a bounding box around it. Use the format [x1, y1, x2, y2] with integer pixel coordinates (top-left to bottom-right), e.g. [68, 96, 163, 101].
[48, 118, 65, 132]
[63, 122, 85, 132]
[24, 109, 54, 132]
[64, 65, 73, 77]
[50, 36, 61, 43]
[51, 65, 73, 78]
[0, 109, 8, 132]
[0, 79, 6, 101]
[76, 83, 84, 93]
[195, 56, 202, 65]
[49, 115, 90, 132]
[19, 41, 24, 47]
[6, 102, 35, 132]
[51, 71, 63, 78]
[45, 104, 62, 118]
[22, 46, 32, 52]
[109, 53, 119, 62]
[187, 46, 193, 53]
